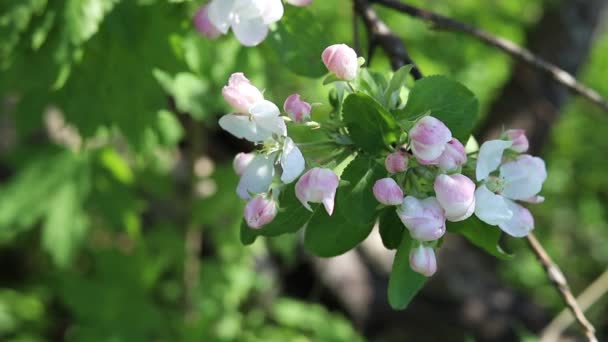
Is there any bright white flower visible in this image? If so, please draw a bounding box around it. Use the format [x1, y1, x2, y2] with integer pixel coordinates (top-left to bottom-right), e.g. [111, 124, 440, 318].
[280, 137, 305, 184]
[219, 100, 287, 143]
[207, 0, 284, 46]
[474, 139, 547, 237]
[237, 155, 275, 199]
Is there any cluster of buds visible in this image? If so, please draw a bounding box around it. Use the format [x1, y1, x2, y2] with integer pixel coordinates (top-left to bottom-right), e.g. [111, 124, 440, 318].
[218, 72, 338, 228]
[193, 0, 312, 46]
[373, 117, 546, 277]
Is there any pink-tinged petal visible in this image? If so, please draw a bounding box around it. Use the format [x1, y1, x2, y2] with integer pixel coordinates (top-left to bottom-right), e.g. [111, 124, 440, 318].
[280, 137, 305, 184]
[231, 16, 269, 47]
[236, 155, 275, 199]
[397, 196, 446, 241]
[504, 129, 529, 153]
[218, 114, 272, 142]
[222, 72, 264, 112]
[384, 151, 409, 174]
[498, 199, 534, 237]
[233, 152, 255, 176]
[409, 116, 452, 162]
[283, 94, 312, 123]
[295, 168, 339, 215]
[409, 245, 437, 277]
[193, 5, 222, 39]
[249, 100, 287, 136]
[432, 138, 467, 171]
[520, 195, 545, 204]
[476, 139, 513, 181]
[500, 155, 547, 200]
[322, 44, 359, 81]
[434, 174, 476, 222]
[244, 196, 278, 229]
[207, 0, 235, 34]
[286, 0, 313, 7]
[373, 178, 404, 206]
[473, 185, 512, 226]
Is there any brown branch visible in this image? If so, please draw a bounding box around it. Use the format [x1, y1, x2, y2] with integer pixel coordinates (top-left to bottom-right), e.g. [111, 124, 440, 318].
[372, 0, 608, 112]
[526, 233, 597, 342]
[541, 269, 608, 341]
[354, 0, 422, 77]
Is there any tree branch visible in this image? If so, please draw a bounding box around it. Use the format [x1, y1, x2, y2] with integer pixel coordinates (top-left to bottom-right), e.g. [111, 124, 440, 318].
[372, 0, 608, 112]
[354, 0, 422, 78]
[527, 233, 598, 342]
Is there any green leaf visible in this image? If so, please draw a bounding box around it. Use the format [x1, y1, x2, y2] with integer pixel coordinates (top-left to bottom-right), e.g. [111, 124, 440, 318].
[42, 181, 89, 268]
[304, 156, 384, 257]
[153, 69, 209, 119]
[240, 186, 316, 245]
[447, 216, 513, 260]
[385, 65, 413, 108]
[322, 73, 341, 85]
[378, 208, 404, 250]
[396, 75, 479, 141]
[342, 93, 399, 154]
[267, 6, 329, 77]
[388, 233, 427, 310]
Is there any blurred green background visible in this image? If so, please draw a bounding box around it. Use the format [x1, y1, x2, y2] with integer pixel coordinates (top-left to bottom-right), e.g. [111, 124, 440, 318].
[0, 0, 607, 340]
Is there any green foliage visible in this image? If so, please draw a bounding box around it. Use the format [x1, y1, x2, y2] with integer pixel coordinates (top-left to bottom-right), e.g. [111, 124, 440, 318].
[396, 75, 479, 141]
[304, 156, 384, 256]
[448, 216, 513, 260]
[267, 6, 329, 78]
[379, 207, 405, 250]
[388, 233, 426, 310]
[343, 93, 399, 154]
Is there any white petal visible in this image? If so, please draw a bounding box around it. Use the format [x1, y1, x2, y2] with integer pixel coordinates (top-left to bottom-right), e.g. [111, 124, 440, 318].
[231, 16, 269, 46]
[498, 199, 534, 237]
[236, 155, 275, 199]
[218, 114, 272, 142]
[259, 0, 284, 24]
[250, 100, 287, 136]
[476, 140, 513, 181]
[207, 0, 235, 34]
[474, 185, 512, 226]
[280, 137, 305, 184]
[500, 155, 547, 200]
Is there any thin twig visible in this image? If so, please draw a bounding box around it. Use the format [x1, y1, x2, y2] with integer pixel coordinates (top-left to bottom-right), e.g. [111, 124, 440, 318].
[372, 0, 608, 112]
[526, 233, 597, 342]
[541, 269, 608, 342]
[354, 0, 422, 77]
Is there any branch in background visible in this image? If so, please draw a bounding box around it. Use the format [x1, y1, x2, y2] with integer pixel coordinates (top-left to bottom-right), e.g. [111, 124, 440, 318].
[527, 233, 598, 342]
[373, 0, 608, 112]
[354, 0, 422, 78]
[541, 269, 608, 341]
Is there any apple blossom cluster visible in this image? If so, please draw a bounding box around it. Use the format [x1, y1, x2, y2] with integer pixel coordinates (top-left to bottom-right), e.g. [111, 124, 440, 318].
[193, 0, 312, 46]
[217, 41, 548, 282]
[373, 118, 546, 277]
[218, 72, 339, 228]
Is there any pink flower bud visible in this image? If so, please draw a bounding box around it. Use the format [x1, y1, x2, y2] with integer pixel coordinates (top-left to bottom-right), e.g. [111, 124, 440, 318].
[385, 151, 409, 174]
[373, 178, 404, 206]
[233, 152, 255, 176]
[193, 5, 221, 39]
[397, 196, 446, 241]
[434, 174, 476, 222]
[409, 116, 452, 162]
[222, 73, 264, 113]
[295, 168, 339, 215]
[420, 138, 466, 171]
[283, 94, 312, 123]
[321, 44, 359, 81]
[409, 245, 437, 277]
[504, 129, 529, 153]
[286, 0, 313, 6]
[244, 196, 278, 229]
